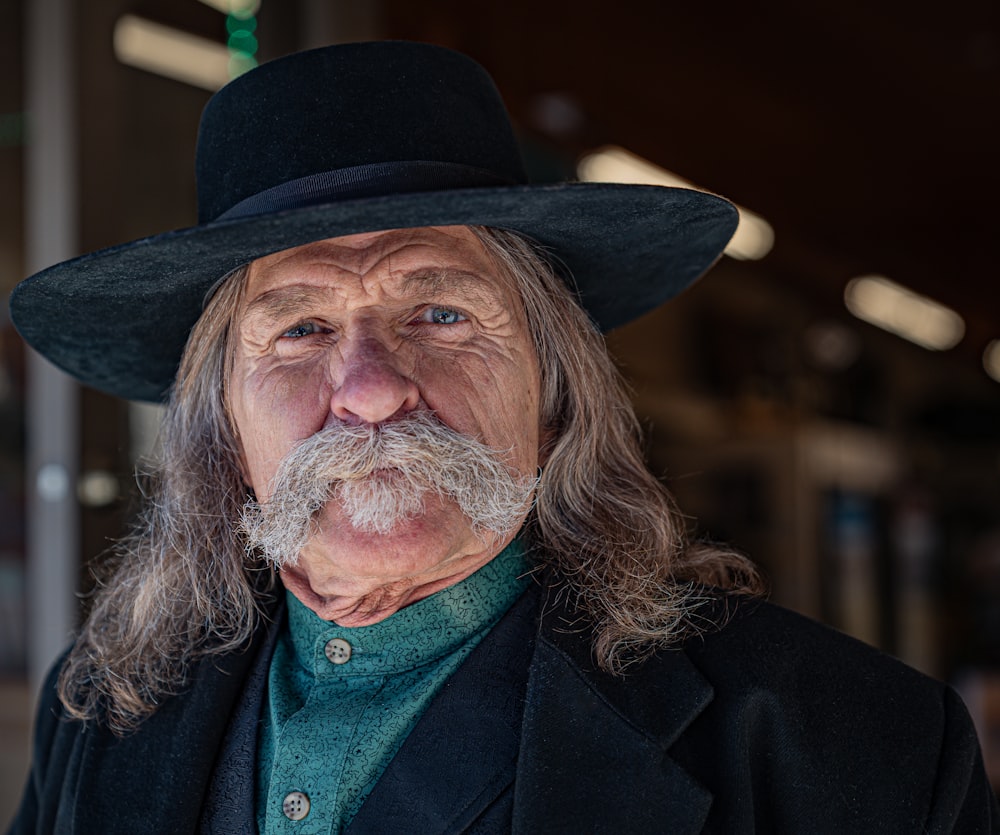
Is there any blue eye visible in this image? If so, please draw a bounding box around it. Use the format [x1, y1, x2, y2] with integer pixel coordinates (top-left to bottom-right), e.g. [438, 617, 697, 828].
[426, 307, 465, 324]
[281, 322, 319, 338]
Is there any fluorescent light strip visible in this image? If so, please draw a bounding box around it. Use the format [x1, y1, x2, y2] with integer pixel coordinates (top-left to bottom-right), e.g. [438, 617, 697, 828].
[577, 145, 775, 261]
[113, 15, 233, 92]
[844, 275, 965, 351]
[984, 340, 1000, 383]
[196, 0, 261, 15]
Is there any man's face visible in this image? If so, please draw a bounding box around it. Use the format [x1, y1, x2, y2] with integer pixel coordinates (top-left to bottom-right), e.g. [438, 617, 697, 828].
[229, 226, 542, 625]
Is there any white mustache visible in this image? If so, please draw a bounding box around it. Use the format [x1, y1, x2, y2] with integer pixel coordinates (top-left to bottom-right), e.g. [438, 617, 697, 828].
[240, 411, 538, 567]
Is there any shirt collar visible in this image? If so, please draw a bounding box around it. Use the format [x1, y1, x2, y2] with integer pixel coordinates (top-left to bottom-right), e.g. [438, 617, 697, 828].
[285, 538, 533, 679]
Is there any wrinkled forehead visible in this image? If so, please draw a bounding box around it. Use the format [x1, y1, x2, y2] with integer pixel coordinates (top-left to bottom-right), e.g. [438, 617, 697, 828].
[200, 225, 521, 319]
[242, 225, 513, 299]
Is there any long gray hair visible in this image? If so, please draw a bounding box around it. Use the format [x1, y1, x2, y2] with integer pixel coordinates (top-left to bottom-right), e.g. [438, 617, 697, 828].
[59, 227, 760, 733]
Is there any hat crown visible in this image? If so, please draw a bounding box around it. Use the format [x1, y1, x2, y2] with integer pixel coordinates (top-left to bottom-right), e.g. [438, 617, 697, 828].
[195, 41, 528, 223]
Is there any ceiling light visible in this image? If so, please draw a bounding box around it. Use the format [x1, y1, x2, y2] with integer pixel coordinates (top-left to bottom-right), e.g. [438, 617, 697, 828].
[196, 0, 261, 15]
[577, 145, 775, 261]
[844, 275, 965, 351]
[984, 340, 1000, 383]
[113, 15, 233, 92]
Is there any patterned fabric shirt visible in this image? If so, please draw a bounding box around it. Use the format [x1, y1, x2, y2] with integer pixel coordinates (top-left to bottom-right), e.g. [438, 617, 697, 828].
[255, 540, 533, 834]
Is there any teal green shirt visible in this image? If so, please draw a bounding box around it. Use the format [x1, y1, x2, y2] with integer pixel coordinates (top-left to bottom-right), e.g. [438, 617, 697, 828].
[256, 540, 533, 834]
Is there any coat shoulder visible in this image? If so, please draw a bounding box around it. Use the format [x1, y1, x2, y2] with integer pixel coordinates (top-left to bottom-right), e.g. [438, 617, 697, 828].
[672, 595, 997, 831]
[684, 595, 934, 699]
[533, 585, 998, 830]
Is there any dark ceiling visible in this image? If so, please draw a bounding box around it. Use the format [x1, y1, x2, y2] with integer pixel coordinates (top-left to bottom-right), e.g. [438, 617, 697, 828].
[383, 0, 1000, 368]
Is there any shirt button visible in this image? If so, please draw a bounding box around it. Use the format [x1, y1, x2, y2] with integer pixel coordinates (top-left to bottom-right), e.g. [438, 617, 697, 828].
[324, 637, 352, 664]
[282, 790, 310, 821]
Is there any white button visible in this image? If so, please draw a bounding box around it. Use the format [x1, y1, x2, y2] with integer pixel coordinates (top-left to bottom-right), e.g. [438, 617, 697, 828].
[282, 790, 310, 821]
[324, 637, 352, 664]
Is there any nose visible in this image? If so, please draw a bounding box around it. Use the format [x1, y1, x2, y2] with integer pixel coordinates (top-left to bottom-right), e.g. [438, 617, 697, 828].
[328, 332, 420, 425]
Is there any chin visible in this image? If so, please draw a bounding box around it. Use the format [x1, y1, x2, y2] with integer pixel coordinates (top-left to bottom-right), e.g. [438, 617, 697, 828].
[293, 496, 502, 597]
[281, 506, 510, 624]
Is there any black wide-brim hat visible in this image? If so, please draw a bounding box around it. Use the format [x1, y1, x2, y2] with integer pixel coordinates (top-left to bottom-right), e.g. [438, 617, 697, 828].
[10, 41, 737, 403]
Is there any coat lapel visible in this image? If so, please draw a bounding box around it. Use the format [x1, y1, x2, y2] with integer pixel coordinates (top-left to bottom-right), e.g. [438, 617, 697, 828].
[347, 584, 539, 835]
[512, 595, 715, 834]
[70, 640, 263, 834]
[68, 594, 280, 835]
[199, 605, 285, 833]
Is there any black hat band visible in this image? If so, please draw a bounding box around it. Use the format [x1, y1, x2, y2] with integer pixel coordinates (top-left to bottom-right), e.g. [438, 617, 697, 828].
[216, 160, 517, 222]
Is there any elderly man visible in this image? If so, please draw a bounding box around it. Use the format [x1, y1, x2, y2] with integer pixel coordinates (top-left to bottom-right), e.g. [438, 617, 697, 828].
[7, 42, 997, 834]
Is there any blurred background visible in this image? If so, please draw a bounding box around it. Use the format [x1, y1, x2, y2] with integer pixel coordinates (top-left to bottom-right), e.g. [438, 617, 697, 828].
[1, 0, 998, 818]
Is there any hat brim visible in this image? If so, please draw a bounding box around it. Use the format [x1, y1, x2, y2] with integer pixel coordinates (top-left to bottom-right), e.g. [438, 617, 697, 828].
[10, 182, 737, 402]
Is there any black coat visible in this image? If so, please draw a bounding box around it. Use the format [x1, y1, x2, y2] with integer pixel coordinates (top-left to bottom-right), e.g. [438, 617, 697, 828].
[9, 584, 998, 833]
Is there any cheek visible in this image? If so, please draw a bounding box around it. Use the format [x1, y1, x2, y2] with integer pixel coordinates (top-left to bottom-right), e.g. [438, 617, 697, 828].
[232, 363, 331, 492]
[501, 383, 543, 470]
[419, 351, 542, 470]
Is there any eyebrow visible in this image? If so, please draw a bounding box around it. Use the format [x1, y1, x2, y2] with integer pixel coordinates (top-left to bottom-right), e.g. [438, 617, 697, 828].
[242, 286, 331, 329]
[397, 268, 501, 307]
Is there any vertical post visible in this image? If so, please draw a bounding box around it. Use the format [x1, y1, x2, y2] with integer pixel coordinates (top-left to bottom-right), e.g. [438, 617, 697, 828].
[24, 0, 79, 691]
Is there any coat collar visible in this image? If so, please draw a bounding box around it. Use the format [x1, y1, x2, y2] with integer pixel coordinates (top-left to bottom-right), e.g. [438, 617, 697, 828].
[511, 587, 715, 834]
